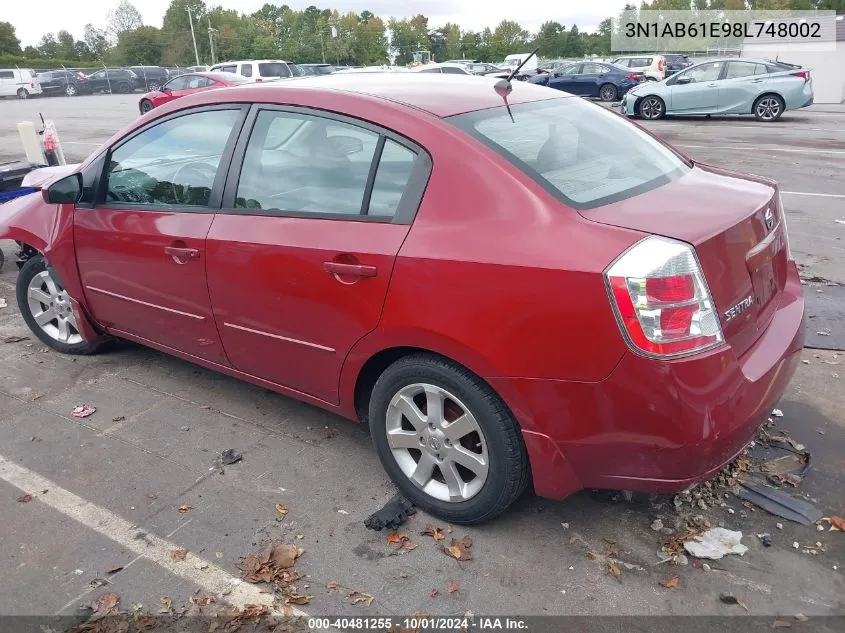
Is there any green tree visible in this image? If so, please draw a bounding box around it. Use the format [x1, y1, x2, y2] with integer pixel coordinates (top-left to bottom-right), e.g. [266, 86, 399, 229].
[489, 19, 529, 61]
[0, 21, 22, 56]
[37, 34, 59, 58]
[84, 24, 111, 59]
[111, 25, 162, 65]
[535, 20, 566, 58]
[564, 25, 584, 57]
[460, 31, 481, 60]
[56, 30, 78, 60]
[107, 0, 143, 41]
[354, 14, 388, 64]
[388, 15, 429, 65]
[161, 0, 209, 65]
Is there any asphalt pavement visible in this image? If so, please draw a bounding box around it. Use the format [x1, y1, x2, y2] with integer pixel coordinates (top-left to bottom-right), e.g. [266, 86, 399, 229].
[0, 92, 843, 626]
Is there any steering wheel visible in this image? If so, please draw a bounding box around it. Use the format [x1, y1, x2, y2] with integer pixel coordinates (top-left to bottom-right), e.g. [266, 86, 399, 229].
[171, 162, 218, 204]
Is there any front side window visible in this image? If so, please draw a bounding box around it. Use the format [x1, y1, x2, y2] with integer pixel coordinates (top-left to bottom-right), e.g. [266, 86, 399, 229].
[560, 64, 582, 76]
[164, 76, 189, 90]
[105, 109, 240, 207]
[448, 97, 689, 209]
[677, 62, 724, 83]
[240, 64, 253, 77]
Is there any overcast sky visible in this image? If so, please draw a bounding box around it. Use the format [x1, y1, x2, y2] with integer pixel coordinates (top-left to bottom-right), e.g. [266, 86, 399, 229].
[9, 0, 629, 46]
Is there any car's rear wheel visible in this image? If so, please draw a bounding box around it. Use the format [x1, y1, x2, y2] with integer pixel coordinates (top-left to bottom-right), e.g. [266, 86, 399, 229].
[638, 95, 665, 120]
[139, 99, 153, 114]
[17, 88, 29, 99]
[118, 82, 131, 94]
[65, 84, 77, 96]
[599, 83, 617, 102]
[753, 94, 784, 122]
[16, 256, 103, 355]
[369, 354, 529, 525]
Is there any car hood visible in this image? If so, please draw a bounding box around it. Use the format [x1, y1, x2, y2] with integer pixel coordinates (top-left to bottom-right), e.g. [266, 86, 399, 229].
[21, 164, 80, 188]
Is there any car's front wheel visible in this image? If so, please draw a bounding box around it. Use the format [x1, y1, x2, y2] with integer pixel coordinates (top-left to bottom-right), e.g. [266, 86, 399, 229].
[139, 99, 153, 114]
[16, 256, 103, 355]
[754, 94, 784, 122]
[65, 84, 77, 96]
[638, 95, 666, 120]
[369, 354, 529, 525]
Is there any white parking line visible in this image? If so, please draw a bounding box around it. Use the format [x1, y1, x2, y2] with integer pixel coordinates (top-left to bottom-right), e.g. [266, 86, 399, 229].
[62, 141, 101, 146]
[649, 123, 845, 133]
[782, 191, 845, 198]
[677, 144, 845, 155]
[0, 454, 304, 616]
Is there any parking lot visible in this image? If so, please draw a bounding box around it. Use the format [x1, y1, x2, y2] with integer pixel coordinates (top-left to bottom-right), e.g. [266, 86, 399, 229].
[0, 93, 843, 625]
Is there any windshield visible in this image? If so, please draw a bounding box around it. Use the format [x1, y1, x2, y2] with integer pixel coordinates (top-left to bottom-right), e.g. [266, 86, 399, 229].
[448, 97, 689, 209]
[259, 63, 291, 78]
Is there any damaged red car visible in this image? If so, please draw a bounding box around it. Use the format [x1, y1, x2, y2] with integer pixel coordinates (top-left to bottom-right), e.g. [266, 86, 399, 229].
[1, 75, 804, 524]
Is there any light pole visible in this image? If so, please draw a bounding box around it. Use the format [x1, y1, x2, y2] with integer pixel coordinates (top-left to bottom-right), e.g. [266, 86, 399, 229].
[186, 5, 200, 67]
[207, 16, 217, 65]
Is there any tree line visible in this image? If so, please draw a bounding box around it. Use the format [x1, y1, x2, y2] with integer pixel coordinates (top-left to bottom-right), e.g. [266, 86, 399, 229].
[0, 0, 843, 70]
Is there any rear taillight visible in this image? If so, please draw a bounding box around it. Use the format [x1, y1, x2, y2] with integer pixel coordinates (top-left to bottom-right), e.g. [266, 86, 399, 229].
[791, 71, 810, 82]
[776, 192, 792, 259]
[255, 77, 263, 82]
[626, 73, 640, 81]
[605, 236, 724, 358]
[658, 58, 664, 71]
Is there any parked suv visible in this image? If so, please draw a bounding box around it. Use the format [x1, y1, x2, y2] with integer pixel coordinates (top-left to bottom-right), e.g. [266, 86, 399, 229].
[611, 55, 665, 81]
[85, 68, 139, 94]
[0, 68, 42, 99]
[129, 66, 169, 91]
[209, 60, 304, 80]
[36, 70, 91, 96]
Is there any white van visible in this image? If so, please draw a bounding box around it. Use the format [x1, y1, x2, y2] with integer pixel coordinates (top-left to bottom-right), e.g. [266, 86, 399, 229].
[209, 60, 303, 81]
[501, 53, 538, 73]
[0, 68, 43, 99]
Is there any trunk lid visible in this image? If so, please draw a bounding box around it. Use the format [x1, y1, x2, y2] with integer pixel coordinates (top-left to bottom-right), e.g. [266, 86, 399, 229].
[583, 164, 789, 358]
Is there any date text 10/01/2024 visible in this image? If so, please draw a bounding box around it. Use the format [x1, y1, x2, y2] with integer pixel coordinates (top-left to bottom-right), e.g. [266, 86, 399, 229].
[307, 617, 528, 631]
[624, 21, 822, 39]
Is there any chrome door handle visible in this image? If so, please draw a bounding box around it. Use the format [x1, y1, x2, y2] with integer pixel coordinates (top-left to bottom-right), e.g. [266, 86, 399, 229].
[707, 83, 718, 87]
[164, 245, 200, 263]
[323, 262, 377, 277]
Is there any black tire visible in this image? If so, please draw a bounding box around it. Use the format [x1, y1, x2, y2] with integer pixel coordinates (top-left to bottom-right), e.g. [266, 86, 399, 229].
[17, 88, 28, 99]
[139, 99, 153, 115]
[753, 93, 784, 122]
[16, 256, 103, 355]
[118, 82, 131, 94]
[638, 95, 666, 120]
[599, 83, 617, 102]
[369, 353, 529, 525]
[65, 84, 77, 96]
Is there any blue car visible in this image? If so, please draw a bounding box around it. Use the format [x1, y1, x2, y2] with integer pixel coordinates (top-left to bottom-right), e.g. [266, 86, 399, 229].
[528, 61, 644, 102]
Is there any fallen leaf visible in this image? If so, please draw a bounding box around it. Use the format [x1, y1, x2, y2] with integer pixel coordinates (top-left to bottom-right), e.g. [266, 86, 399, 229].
[445, 537, 473, 561]
[403, 540, 417, 551]
[158, 597, 172, 613]
[94, 592, 120, 614]
[421, 523, 446, 541]
[190, 593, 216, 606]
[608, 562, 622, 581]
[285, 591, 311, 605]
[386, 532, 403, 544]
[567, 535, 578, 545]
[171, 548, 188, 561]
[17, 494, 33, 503]
[430, 588, 440, 598]
[461, 536, 473, 548]
[448, 544, 462, 559]
[238, 543, 303, 584]
[720, 593, 749, 611]
[604, 543, 618, 557]
[348, 591, 375, 607]
[772, 621, 792, 629]
[586, 552, 598, 560]
[2, 335, 29, 343]
[178, 505, 192, 513]
[659, 576, 680, 590]
[274, 503, 288, 518]
[135, 615, 156, 631]
[326, 581, 338, 590]
[447, 581, 460, 594]
[830, 516, 845, 531]
[106, 566, 123, 575]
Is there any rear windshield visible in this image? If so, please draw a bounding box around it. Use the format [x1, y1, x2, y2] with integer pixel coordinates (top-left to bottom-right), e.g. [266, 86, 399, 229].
[259, 63, 291, 78]
[448, 97, 689, 209]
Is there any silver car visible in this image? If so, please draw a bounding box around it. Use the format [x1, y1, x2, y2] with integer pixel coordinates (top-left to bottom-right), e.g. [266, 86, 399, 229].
[619, 58, 813, 122]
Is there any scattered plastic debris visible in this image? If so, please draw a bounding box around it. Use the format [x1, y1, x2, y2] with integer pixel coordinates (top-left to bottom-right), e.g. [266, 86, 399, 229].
[792, 542, 800, 549]
[684, 528, 748, 560]
[738, 483, 822, 525]
[16, 494, 33, 503]
[73, 569, 84, 576]
[771, 409, 784, 417]
[221, 449, 242, 465]
[561, 522, 569, 529]
[363, 493, 416, 531]
[0, 298, 7, 308]
[180, 425, 190, 432]
[71, 405, 96, 418]
[651, 519, 664, 531]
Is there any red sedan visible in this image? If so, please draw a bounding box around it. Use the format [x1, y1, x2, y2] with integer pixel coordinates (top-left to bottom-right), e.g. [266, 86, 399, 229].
[138, 71, 250, 115]
[1, 75, 804, 524]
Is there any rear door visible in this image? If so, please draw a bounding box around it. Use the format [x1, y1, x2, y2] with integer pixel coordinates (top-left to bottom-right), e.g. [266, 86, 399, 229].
[573, 63, 609, 97]
[206, 106, 431, 403]
[74, 106, 246, 362]
[719, 61, 769, 112]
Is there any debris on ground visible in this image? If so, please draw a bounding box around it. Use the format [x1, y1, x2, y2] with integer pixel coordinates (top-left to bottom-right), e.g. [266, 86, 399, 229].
[238, 542, 304, 591]
[0, 298, 7, 308]
[111, 415, 125, 422]
[772, 620, 792, 629]
[221, 448, 243, 465]
[326, 581, 338, 590]
[71, 404, 96, 418]
[280, 585, 311, 605]
[444, 536, 473, 561]
[828, 516, 845, 531]
[650, 519, 664, 531]
[771, 409, 784, 417]
[738, 483, 822, 525]
[363, 492, 417, 531]
[16, 494, 33, 503]
[430, 587, 440, 598]
[177, 505, 192, 514]
[659, 576, 680, 590]
[2, 335, 29, 343]
[795, 614, 808, 622]
[94, 592, 121, 615]
[171, 548, 187, 561]
[684, 528, 748, 560]
[348, 590, 375, 607]
[179, 425, 190, 431]
[275, 503, 289, 520]
[105, 566, 123, 575]
[421, 524, 446, 542]
[756, 533, 773, 547]
[386, 532, 417, 551]
[158, 597, 172, 614]
[607, 561, 622, 581]
[447, 581, 460, 594]
[719, 593, 749, 611]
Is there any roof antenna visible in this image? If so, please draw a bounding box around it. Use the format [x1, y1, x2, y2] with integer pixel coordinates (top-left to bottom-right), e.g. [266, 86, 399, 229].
[493, 48, 539, 123]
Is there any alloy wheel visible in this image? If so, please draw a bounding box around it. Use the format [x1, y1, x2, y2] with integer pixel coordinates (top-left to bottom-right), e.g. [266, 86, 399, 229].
[27, 270, 83, 345]
[385, 383, 489, 503]
[600, 85, 617, 102]
[756, 97, 781, 121]
[65, 84, 77, 96]
[640, 97, 663, 119]
[17, 88, 28, 99]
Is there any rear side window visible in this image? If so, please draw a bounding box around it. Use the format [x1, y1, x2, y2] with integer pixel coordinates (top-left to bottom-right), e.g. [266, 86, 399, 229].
[448, 97, 689, 209]
[419, 67, 442, 73]
[0, 70, 15, 79]
[442, 66, 465, 74]
[259, 63, 290, 78]
[369, 140, 417, 217]
[726, 61, 768, 78]
[240, 64, 253, 77]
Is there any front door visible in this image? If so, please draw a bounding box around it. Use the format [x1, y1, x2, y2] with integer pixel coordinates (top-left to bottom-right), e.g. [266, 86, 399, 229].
[669, 61, 724, 113]
[547, 64, 583, 93]
[74, 106, 246, 362]
[206, 107, 430, 403]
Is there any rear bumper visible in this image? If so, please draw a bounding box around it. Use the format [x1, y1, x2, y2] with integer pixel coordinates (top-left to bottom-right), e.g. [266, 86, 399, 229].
[492, 261, 805, 500]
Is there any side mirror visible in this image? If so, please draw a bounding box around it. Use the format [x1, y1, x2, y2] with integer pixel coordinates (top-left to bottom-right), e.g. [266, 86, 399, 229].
[44, 173, 82, 204]
[162, 86, 171, 94]
[675, 76, 692, 85]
